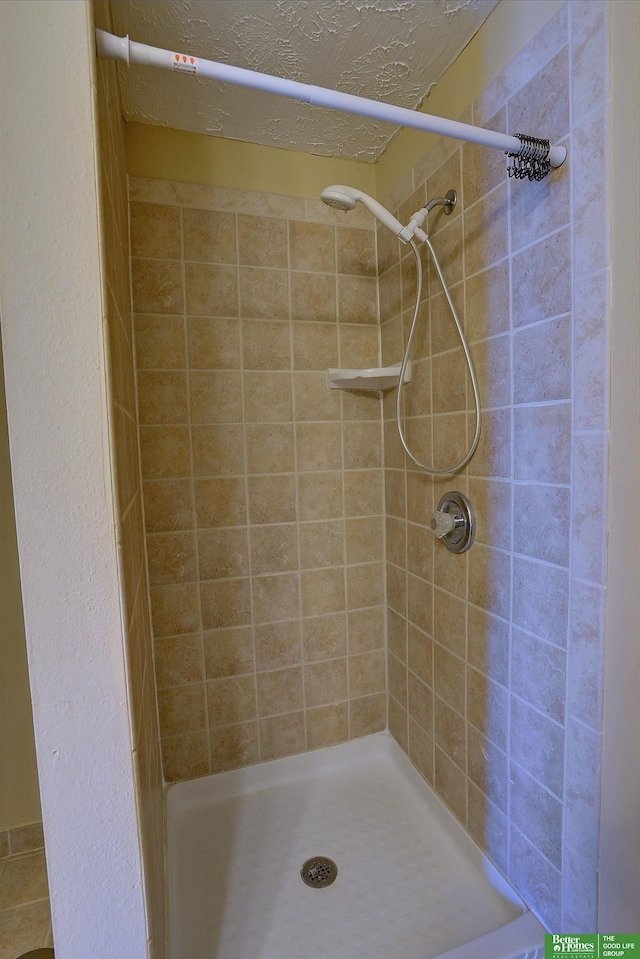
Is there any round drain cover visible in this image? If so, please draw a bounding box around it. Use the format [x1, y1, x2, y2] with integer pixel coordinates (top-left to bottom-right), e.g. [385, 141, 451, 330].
[300, 856, 338, 888]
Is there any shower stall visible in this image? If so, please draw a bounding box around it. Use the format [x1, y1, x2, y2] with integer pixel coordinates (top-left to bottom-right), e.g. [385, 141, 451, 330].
[1, 1, 639, 957]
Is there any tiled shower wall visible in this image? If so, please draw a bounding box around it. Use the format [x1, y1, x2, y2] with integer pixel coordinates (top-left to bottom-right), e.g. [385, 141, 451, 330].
[94, 2, 165, 953]
[130, 181, 387, 782]
[379, 2, 609, 932]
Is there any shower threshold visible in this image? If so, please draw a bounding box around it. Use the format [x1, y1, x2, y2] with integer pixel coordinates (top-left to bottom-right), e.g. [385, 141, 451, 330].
[166, 732, 545, 959]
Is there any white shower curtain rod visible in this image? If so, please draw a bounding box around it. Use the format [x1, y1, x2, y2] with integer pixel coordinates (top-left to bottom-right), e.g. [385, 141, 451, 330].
[95, 29, 567, 173]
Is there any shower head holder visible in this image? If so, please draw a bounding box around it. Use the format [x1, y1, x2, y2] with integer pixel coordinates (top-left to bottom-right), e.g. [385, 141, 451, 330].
[398, 189, 457, 243]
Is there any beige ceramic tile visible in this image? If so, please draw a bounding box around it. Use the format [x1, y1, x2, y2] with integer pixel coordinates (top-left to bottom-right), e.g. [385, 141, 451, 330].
[162, 731, 210, 782]
[146, 531, 197, 585]
[293, 322, 339, 371]
[337, 275, 378, 324]
[349, 650, 385, 698]
[289, 221, 335, 273]
[513, 484, 571, 567]
[338, 325, 379, 368]
[337, 227, 376, 277]
[200, 576, 252, 630]
[304, 658, 347, 708]
[247, 474, 297, 524]
[219, 188, 305, 219]
[260, 712, 305, 761]
[183, 208, 236, 264]
[434, 696, 466, 770]
[409, 718, 434, 785]
[187, 316, 241, 369]
[388, 651, 407, 708]
[239, 267, 289, 320]
[255, 621, 301, 671]
[245, 424, 295, 475]
[191, 424, 245, 476]
[512, 557, 569, 649]
[301, 567, 345, 617]
[350, 692, 386, 738]
[407, 571, 433, 636]
[343, 469, 383, 517]
[198, 527, 250, 580]
[512, 228, 571, 330]
[388, 694, 408, 752]
[242, 319, 291, 371]
[150, 583, 201, 638]
[257, 667, 304, 717]
[345, 516, 383, 564]
[296, 422, 342, 472]
[464, 261, 510, 343]
[238, 214, 288, 268]
[376, 222, 400, 277]
[189, 371, 243, 424]
[157, 683, 206, 737]
[210, 722, 259, 773]
[130, 202, 181, 260]
[378, 263, 402, 322]
[342, 421, 382, 469]
[514, 403, 571, 484]
[303, 613, 347, 662]
[290, 272, 336, 323]
[297, 472, 343, 521]
[462, 108, 507, 208]
[195, 477, 246, 529]
[252, 572, 300, 624]
[135, 314, 186, 370]
[186, 263, 238, 317]
[408, 670, 433, 734]
[154, 635, 204, 688]
[293, 371, 341, 422]
[299, 520, 344, 569]
[138, 371, 188, 424]
[407, 623, 433, 686]
[306, 703, 349, 750]
[132, 258, 184, 315]
[347, 605, 385, 655]
[207, 675, 256, 727]
[6, 824, 44, 859]
[250, 524, 299, 574]
[243, 371, 293, 423]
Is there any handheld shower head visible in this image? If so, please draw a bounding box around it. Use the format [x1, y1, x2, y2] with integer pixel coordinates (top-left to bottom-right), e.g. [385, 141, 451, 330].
[320, 187, 358, 212]
[321, 184, 407, 240]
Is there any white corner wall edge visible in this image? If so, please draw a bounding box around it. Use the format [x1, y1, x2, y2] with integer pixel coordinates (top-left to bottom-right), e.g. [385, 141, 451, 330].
[599, 0, 640, 931]
[0, 3, 148, 957]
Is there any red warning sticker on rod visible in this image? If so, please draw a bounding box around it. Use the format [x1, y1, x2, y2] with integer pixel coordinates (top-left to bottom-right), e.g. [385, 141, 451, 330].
[172, 53, 197, 75]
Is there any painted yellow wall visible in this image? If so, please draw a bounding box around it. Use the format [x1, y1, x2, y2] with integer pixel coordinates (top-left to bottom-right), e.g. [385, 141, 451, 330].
[124, 0, 562, 201]
[0, 341, 42, 831]
[126, 122, 375, 198]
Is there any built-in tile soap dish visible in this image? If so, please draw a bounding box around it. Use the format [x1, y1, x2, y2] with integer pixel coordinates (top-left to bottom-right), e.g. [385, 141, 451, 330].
[326, 362, 411, 392]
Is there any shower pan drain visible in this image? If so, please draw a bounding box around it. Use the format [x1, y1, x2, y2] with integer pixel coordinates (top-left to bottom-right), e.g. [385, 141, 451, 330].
[300, 856, 338, 888]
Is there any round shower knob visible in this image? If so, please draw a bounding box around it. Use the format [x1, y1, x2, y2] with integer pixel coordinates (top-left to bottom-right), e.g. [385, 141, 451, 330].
[430, 491, 475, 553]
[429, 510, 456, 538]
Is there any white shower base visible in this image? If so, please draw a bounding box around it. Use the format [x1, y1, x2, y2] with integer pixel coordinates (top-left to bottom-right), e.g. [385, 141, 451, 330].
[166, 732, 546, 959]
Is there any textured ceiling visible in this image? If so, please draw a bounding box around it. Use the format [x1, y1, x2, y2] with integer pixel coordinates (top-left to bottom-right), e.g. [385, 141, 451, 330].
[111, 0, 500, 162]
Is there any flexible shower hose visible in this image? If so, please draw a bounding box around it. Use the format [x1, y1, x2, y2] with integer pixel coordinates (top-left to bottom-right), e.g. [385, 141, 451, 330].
[395, 237, 481, 475]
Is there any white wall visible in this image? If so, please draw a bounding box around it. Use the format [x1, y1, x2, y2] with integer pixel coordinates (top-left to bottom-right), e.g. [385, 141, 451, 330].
[599, 0, 640, 930]
[0, 2, 148, 955]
